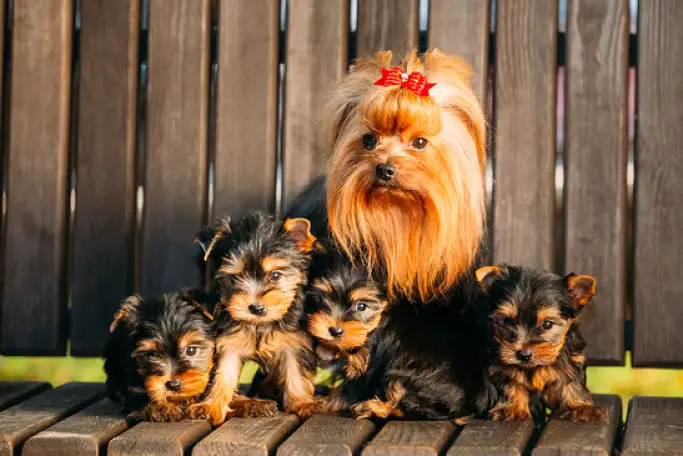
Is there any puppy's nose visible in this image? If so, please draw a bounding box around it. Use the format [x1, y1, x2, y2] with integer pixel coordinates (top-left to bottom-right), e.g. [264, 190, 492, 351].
[376, 163, 397, 181]
[165, 379, 182, 392]
[249, 303, 266, 315]
[516, 349, 533, 363]
[329, 327, 344, 337]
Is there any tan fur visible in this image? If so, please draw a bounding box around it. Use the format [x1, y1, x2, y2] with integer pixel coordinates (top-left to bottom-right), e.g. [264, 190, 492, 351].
[351, 381, 406, 419]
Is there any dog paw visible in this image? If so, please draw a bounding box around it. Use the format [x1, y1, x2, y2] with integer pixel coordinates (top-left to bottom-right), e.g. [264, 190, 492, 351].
[188, 402, 228, 427]
[288, 398, 327, 420]
[351, 399, 403, 420]
[559, 405, 607, 423]
[229, 398, 279, 418]
[145, 402, 184, 422]
[490, 405, 531, 422]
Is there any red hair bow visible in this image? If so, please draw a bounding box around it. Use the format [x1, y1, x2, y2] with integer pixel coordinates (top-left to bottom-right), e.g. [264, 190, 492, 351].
[373, 66, 436, 96]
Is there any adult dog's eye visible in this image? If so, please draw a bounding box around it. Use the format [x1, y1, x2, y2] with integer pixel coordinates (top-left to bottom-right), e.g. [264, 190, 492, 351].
[185, 345, 198, 357]
[412, 137, 428, 150]
[355, 301, 368, 311]
[362, 134, 378, 150]
[541, 320, 554, 330]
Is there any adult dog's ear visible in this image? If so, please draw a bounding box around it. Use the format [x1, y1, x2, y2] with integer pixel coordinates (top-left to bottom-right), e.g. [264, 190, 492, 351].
[110, 295, 143, 332]
[195, 216, 231, 261]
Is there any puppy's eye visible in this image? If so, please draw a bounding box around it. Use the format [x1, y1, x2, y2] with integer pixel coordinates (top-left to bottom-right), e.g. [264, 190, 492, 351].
[362, 134, 378, 150]
[412, 137, 428, 150]
[271, 271, 283, 281]
[499, 317, 515, 326]
[541, 320, 554, 330]
[185, 345, 198, 357]
[355, 301, 368, 311]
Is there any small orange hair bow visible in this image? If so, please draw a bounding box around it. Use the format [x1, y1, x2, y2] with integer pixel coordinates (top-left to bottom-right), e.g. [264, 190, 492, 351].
[373, 67, 436, 96]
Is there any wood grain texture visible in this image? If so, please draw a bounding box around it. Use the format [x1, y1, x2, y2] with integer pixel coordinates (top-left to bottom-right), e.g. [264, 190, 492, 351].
[428, 0, 490, 103]
[622, 396, 683, 455]
[1, 0, 73, 355]
[633, 0, 683, 367]
[0, 383, 104, 456]
[213, 0, 278, 218]
[282, 0, 348, 213]
[533, 395, 622, 456]
[141, 0, 209, 296]
[564, 0, 628, 366]
[363, 421, 455, 456]
[108, 421, 210, 456]
[356, 0, 418, 58]
[277, 414, 375, 456]
[447, 419, 534, 456]
[193, 414, 299, 456]
[492, 0, 557, 270]
[0, 382, 51, 412]
[22, 398, 128, 456]
[71, 0, 139, 356]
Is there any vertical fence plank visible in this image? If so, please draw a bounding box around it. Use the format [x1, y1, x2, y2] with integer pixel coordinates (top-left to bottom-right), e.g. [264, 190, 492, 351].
[356, 0, 418, 58]
[493, 0, 557, 270]
[70, 0, 139, 356]
[213, 0, 279, 218]
[428, 0, 490, 104]
[564, 0, 628, 365]
[282, 0, 348, 213]
[0, 0, 5, 348]
[1, 0, 73, 355]
[634, 0, 683, 367]
[141, 0, 209, 296]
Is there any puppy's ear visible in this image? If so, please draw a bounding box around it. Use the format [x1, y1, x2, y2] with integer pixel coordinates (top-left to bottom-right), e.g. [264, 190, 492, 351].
[283, 218, 318, 253]
[182, 289, 215, 321]
[565, 274, 597, 311]
[475, 265, 504, 292]
[195, 216, 231, 261]
[110, 295, 142, 332]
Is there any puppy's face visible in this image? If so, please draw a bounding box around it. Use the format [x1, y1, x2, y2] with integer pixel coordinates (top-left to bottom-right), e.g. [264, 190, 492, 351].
[476, 265, 596, 369]
[307, 265, 387, 351]
[113, 292, 215, 403]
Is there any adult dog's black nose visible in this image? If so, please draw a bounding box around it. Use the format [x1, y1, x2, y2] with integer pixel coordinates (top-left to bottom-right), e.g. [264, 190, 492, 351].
[249, 303, 266, 315]
[165, 379, 182, 392]
[376, 163, 397, 181]
[516, 349, 533, 363]
[329, 327, 344, 337]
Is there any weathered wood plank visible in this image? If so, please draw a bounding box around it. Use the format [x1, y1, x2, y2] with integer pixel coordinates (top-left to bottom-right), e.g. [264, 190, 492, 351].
[428, 0, 490, 103]
[564, 0, 628, 366]
[1, 0, 73, 355]
[0, 383, 105, 456]
[22, 398, 128, 456]
[277, 414, 375, 456]
[282, 0, 348, 213]
[108, 421, 211, 456]
[0, 382, 51, 412]
[141, 0, 209, 296]
[363, 421, 455, 456]
[533, 395, 622, 456]
[622, 396, 683, 455]
[356, 0, 418, 58]
[213, 0, 278, 218]
[71, 0, 139, 356]
[193, 414, 299, 456]
[633, 0, 683, 367]
[492, 0, 557, 269]
[447, 419, 534, 456]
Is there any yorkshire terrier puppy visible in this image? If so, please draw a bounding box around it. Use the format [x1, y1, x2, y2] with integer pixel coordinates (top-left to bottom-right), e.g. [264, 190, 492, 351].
[189, 212, 323, 425]
[104, 290, 215, 421]
[476, 264, 606, 423]
[305, 246, 388, 383]
[287, 49, 487, 302]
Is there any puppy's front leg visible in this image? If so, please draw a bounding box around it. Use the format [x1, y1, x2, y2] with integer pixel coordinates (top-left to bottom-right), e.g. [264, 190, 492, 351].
[554, 382, 606, 423]
[188, 349, 242, 426]
[279, 349, 324, 420]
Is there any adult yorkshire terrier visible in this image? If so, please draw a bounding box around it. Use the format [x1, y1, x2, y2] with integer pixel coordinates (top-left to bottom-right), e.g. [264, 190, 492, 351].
[287, 49, 487, 302]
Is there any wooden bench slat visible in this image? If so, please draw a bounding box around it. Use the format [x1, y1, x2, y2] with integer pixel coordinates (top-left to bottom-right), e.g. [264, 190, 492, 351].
[142, 0, 209, 295]
[363, 421, 455, 456]
[492, 0, 558, 269]
[1, 0, 73, 355]
[277, 414, 376, 456]
[357, 0, 418, 58]
[70, 0, 139, 356]
[0, 382, 51, 412]
[622, 396, 683, 456]
[108, 421, 211, 456]
[282, 0, 348, 213]
[0, 382, 105, 456]
[532, 394, 622, 456]
[447, 419, 534, 456]
[22, 398, 128, 456]
[193, 414, 299, 456]
[213, 0, 279, 218]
